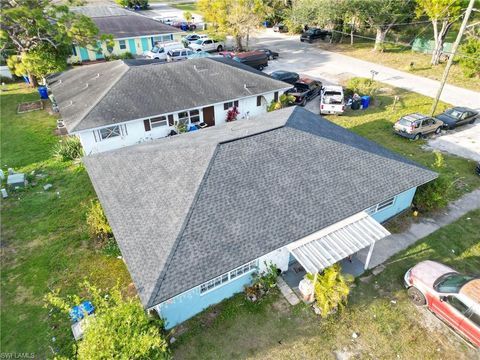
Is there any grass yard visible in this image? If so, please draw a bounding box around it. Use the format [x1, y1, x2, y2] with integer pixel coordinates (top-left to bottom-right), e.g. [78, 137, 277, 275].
[168, 2, 200, 14]
[0, 84, 131, 358]
[172, 210, 480, 359]
[314, 41, 480, 92]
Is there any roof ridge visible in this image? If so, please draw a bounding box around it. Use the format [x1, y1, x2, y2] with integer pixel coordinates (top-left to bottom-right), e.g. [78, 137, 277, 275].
[70, 61, 129, 132]
[146, 144, 220, 308]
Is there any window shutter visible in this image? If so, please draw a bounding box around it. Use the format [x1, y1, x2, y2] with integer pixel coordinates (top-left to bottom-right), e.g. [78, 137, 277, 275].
[274, 92, 279, 102]
[224, 103, 228, 110]
[144, 119, 151, 132]
[168, 114, 174, 126]
[234, 100, 239, 107]
[256, 96, 261, 107]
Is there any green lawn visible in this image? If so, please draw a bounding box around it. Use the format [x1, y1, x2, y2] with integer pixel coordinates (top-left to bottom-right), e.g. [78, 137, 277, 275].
[0, 84, 131, 358]
[173, 210, 480, 359]
[314, 41, 480, 92]
[168, 2, 200, 14]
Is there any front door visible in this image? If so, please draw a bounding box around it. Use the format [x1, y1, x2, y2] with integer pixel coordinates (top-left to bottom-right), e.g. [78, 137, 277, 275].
[203, 106, 215, 127]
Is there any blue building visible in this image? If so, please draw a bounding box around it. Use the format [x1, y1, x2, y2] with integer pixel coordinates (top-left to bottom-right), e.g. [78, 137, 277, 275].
[84, 107, 437, 329]
[70, 6, 181, 62]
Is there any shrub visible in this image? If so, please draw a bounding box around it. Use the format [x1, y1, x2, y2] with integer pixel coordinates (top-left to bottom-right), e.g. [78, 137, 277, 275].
[226, 106, 239, 122]
[458, 36, 480, 78]
[306, 264, 353, 317]
[86, 200, 112, 242]
[267, 94, 295, 112]
[413, 176, 449, 211]
[53, 136, 83, 161]
[346, 77, 379, 97]
[105, 52, 135, 61]
[245, 261, 279, 301]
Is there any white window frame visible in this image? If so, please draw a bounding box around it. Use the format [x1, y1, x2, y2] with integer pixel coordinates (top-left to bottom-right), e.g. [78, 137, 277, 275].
[118, 40, 127, 50]
[150, 115, 168, 129]
[94, 124, 127, 142]
[366, 196, 396, 215]
[176, 109, 201, 125]
[199, 260, 258, 295]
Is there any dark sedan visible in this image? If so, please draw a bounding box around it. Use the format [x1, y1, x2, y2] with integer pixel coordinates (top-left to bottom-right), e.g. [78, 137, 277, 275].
[270, 70, 299, 85]
[436, 107, 478, 130]
[257, 48, 279, 60]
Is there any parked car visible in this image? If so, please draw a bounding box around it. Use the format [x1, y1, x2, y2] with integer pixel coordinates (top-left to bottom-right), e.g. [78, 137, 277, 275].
[172, 21, 197, 31]
[218, 50, 236, 58]
[300, 28, 332, 43]
[269, 70, 299, 85]
[167, 48, 195, 62]
[404, 260, 480, 347]
[256, 48, 279, 60]
[320, 85, 345, 115]
[144, 41, 184, 60]
[435, 107, 479, 130]
[285, 78, 322, 106]
[273, 23, 288, 33]
[188, 38, 224, 52]
[393, 113, 444, 140]
[232, 50, 269, 70]
[182, 33, 208, 47]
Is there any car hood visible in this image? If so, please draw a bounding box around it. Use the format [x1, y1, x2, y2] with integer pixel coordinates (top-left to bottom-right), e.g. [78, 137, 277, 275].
[411, 260, 457, 287]
[436, 114, 455, 124]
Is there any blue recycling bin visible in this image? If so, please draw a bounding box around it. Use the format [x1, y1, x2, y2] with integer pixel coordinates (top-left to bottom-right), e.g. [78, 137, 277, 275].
[38, 86, 49, 100]
[361, 95, 371, 109]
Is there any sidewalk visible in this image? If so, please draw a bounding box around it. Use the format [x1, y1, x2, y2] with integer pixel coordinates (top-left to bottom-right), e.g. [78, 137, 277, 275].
[358, 189, 480, 269]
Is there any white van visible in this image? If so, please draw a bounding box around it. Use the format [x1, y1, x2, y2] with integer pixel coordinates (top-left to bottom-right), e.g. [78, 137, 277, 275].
[320, 85, 345, 115]
[144, 41, 184, 60]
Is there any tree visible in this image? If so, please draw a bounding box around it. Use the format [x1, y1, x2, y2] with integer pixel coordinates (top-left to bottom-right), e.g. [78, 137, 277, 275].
[306, 264, 353, 317]
[0, 0, 100, 86]
[357, 0, 415, 51]
[416, 0, 467, 65]
[184, 11, 193, 22]
[198, 0, 263, 50]
[45, 281, 170, 359]
[458, 31, 480, 77]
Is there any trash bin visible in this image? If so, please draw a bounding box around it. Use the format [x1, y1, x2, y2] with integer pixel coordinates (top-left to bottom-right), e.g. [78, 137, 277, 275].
[38, 86, 49, 100]
[351, 99, 361, 110]
[361, 95, 371, 109]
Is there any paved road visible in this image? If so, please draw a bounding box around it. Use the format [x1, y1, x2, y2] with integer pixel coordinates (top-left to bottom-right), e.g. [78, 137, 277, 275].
[250, 30, 480, 110]
[139, 2, 204, 23]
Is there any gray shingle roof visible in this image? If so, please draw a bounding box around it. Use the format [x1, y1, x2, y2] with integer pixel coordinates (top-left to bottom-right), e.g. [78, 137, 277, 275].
[48, 58, 291, 132]
[83, 107, 437, 308]
[71, 5, 133, 18]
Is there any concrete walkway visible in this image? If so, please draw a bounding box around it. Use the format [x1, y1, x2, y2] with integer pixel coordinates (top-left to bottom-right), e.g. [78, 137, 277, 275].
[358, 189, 480, 269]
[277, 277, 300, 305]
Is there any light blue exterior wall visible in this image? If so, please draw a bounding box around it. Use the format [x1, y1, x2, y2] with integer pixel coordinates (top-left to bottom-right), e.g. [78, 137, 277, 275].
[79, 47, 90, 61]
[155, 186, 418, 329]
[370, 187, 417, 223]
[141, 37, 150, 52]
[128, 39, 137, 55]
[157, 270, 255, 329]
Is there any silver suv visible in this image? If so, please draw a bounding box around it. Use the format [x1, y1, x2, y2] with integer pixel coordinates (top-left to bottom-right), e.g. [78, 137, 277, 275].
[393, 113, 444, 140]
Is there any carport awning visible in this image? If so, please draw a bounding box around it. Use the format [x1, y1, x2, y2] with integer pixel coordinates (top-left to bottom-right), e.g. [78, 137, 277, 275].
[286, 212, 390, 274]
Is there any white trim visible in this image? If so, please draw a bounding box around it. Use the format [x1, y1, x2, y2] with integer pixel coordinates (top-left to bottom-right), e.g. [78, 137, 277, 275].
[113, 32, 182, 41]
[365, 196, 396, 215]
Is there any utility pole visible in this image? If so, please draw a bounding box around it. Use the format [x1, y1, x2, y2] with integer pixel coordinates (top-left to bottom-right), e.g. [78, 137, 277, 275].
[430, 0, 476, 116]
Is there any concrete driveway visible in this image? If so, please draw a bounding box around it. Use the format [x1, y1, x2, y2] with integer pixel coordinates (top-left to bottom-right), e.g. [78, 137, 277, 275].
[139, 2, 204, 23]
[428, 123, 480, 162]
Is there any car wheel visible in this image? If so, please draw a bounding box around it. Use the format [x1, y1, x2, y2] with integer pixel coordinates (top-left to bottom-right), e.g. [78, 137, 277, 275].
[269, 55, 273, 60]
[258, 65, 264, 71]
[217, 45, 223, 52]
[197, 49, 202, 52]
[435, 127, 442, 134]
[308, 39, 313, 44]
[469, 119, 475, 124]
[407, 287, 426, 306]
[413, 133, 421, 141]
[300, 98, 307, 107]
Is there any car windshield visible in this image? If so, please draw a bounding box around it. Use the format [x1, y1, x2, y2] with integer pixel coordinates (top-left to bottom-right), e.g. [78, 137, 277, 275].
[194, 39, 203, 44]
[434, 273, 475, 293]
[305, 29, 315, 35]
[398, 118, 413, 126]
[445, 109, 463, 119]
[232, 56, 242, 62]
[150, 46, 160, 53]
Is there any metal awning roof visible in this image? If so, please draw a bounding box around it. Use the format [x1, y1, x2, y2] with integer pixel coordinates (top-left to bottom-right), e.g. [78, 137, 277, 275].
[286, 212, 390, 274]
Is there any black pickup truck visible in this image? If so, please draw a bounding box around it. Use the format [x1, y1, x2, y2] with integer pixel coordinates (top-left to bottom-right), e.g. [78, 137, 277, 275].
[300, 28, 332, 43]
[285, 78, 322, 106]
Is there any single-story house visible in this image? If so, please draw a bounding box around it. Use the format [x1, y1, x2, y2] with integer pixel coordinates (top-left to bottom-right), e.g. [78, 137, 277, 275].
[83, 106, 437, 329]
[47, 58, 292, 154]
[70, 5, 182, 61]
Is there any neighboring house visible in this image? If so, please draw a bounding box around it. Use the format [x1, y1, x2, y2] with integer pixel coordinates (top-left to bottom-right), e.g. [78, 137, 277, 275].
[83, 106, 437, 329]
[47, 58, 291, 154]
[70, 5, 181, 61]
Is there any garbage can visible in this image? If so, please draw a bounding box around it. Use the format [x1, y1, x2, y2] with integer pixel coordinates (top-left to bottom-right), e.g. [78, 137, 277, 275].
[351, 99, 361, 110]
[361, 95, 371, 109]
[38, 86, 49, 100]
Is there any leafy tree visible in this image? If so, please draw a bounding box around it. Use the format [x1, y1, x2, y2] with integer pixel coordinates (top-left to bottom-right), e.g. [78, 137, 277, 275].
[115, 0, 149, 9]
[198, 0, 263, 50]
[0, 0, 100, 86]
[184, 11, 193, 22]
[416, 0, 467, 65]
[267, 93, 296, 111]
[306, 264, 353, 317]
[457, 28, 480, 77]
[45, 281, 170, 359]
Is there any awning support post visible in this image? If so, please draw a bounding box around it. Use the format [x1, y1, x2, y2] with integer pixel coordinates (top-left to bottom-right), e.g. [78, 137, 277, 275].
[364, 242, 375, 270]
[309, 272, 318, 303]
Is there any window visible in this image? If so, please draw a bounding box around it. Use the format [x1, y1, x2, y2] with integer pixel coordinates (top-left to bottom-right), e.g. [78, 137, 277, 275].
[99, 125, 121, 140]
[467, 311, 480, 326]
[224, 101, 234, 110]
[190, 109, 200, 123]
[150, 116, 167, 128]
[435, 274, 475, 293]
[257, 96, 262, 107]
[177, 111, 189, 124]
[176, 110, 200, 125]
[376, 197, 395, 211]
[446, 296, 469, 314]
[72, 46, 77, 56]
[199, 260, 258, 295]
[119, 40, 127, 50]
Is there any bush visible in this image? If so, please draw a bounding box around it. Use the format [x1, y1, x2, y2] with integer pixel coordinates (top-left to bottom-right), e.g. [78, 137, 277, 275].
[458, 37, 480, 78]
[86, 200, 112, 242]
[413, 176, 449, 212]
[306, 264, 353, 317]
[53, 136, 83, 161]
[105, 52, 135, 61]
[245, 261, 279, 301]
[346, 77, 379, 97]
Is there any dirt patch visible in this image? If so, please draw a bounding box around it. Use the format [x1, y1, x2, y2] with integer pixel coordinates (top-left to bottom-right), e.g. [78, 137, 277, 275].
[14, 285, 39, 305]
[272, 297, 291, 314]
[17, 101, 44, 114]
